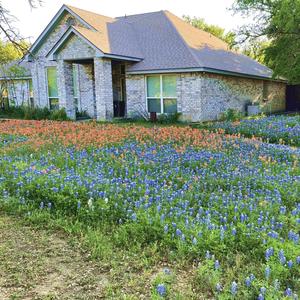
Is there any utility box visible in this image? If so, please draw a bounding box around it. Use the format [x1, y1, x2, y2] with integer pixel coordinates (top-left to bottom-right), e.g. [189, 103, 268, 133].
[247, 105, 261, 116]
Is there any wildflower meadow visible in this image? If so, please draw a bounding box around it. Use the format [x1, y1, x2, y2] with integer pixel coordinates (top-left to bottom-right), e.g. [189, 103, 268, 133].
[204, 114, 300, 147]
[0, 118, 299, 299]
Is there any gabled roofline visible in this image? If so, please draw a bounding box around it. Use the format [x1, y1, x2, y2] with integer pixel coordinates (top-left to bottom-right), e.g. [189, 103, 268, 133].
[26, 4, 96, 60]
[46, 26, 143, 62]
[46, 26, 103, 60]
[127, 67, 287, 83]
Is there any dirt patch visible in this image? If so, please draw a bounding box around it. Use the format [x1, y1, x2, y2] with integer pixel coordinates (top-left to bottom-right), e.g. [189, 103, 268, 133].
[0, 214, 108, 300]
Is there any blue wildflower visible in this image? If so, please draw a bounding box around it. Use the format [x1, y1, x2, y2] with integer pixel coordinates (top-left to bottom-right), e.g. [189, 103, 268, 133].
[231, 281, 238, 295]
[156, 283, 166, 297]
[265, 266, 271, 279]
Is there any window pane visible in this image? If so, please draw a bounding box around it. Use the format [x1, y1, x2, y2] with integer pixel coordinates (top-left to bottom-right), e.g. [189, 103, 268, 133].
[147, 76, 161, 98]
[72, 65, 78, 98]
[162, 75, 176, 97]
[163, 98, 177, 113]
[147, 98, 161, 113]
[47, 67, 58, 98]
[49, 98, 59, 110]
[29, 80, 33, 98]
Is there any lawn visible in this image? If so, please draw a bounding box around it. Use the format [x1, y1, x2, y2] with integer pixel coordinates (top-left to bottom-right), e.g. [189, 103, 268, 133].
[196, 114, 300, 147]
[0, 119, 299, 299]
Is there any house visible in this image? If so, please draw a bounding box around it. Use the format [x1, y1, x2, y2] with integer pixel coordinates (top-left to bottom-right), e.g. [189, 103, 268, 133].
[4, 5, 287, 121]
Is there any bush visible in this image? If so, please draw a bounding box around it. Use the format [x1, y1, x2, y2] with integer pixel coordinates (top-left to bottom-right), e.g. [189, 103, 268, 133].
[157, 113, 182, 124]
[0, 105, 69, 121]
[50, 109, 69, 121]
[220, 109, 244, 121]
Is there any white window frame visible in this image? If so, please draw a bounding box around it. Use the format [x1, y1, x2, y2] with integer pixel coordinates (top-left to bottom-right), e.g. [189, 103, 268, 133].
[145, 74, 177, 114]
[45, 66, 59, 110]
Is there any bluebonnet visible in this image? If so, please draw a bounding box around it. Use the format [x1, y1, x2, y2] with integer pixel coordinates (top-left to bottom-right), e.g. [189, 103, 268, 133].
[257, 294, 264, 300]
[156, 284, 166, 297]
[231, 281, 238, 295]
[214, 260, 220, 270]
[278, 250, 286, 265]
[245, 277, 251, 287]
[265, 266, 271, 279]
[287, 260, 293, 269]
[216, 283, 222, 292]
[285, 288, 293, 297]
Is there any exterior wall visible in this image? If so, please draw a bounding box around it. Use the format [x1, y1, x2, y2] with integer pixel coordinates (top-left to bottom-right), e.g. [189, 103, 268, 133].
[57, 60, 76, 119]
[56, 34, 96, 60]
[177, 73, 202, 121]
[94, 58, 113, 120]
[126, 74, 146, 118]
[196, 73, 286, 121]
[77, 63, 96, 118]
[261, 80, 286, 113]
[126, 72, 286, 122]
[54, 34, 96, 118]
[30, 12, 90, 110]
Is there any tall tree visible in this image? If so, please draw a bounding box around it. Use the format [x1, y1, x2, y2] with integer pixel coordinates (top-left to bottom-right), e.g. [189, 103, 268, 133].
[232, 0, 300, 83]
[183, 16, 236, 48]
[0, 0, 41, 53]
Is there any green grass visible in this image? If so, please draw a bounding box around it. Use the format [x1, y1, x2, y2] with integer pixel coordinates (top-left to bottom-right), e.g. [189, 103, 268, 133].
[0, 207, 200, 299]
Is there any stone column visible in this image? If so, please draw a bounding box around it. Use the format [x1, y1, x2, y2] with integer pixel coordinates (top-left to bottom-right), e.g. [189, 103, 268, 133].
[57, 60, 76, 120]
[94, 58, 113, 121]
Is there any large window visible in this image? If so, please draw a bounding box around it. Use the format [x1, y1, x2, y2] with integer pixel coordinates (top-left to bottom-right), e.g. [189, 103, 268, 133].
[47, 67, 59, 110]
[72, 64, 79, 112]
[146, 75, 177, 113]
[28, 79, 34, 107]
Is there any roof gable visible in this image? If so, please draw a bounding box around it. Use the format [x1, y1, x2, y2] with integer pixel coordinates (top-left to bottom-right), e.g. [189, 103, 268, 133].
[27, 4, 277, 80]
[27, 5, 96, 58]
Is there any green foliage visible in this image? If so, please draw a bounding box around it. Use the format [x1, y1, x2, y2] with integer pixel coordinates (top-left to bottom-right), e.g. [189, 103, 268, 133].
[220, 109, 244, 121]
[0, 41, 27, 64]
[242, 39, 270, 64]
[157, 113, 182, 124]
[0, 106, 69, 121]
[233, 0, 300, 83]
[183, 16, 236, 48]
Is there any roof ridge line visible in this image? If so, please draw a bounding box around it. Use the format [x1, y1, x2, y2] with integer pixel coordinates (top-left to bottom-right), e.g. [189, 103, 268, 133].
[162, 11, 204, 68]
[65, 4, 115, 21]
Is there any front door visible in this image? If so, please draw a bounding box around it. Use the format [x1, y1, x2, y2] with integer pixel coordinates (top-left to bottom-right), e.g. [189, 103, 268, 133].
[113, 65, 126, 118]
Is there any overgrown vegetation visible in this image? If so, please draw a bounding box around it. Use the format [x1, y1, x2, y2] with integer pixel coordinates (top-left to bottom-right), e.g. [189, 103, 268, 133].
[0, 120, 299, 299]
[196, 114, 300, 147]
[0, 106, 69, 121]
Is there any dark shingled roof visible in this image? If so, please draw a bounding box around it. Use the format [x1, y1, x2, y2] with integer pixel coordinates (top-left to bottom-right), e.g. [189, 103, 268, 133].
[39, 5, 275, 79]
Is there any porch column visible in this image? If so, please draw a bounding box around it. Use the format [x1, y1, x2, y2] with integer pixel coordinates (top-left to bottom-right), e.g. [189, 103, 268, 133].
[94, 58, 113, 121]
[57, 60, 76, 120]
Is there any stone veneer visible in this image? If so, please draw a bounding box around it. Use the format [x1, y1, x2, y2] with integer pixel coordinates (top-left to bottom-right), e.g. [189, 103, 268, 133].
[126, 72, 286, 122]
[126, 74, 146, 118]
[94, 58, 113, 120]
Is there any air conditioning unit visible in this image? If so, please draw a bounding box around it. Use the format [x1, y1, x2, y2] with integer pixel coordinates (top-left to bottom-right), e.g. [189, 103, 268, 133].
[247, 105, 261, 116]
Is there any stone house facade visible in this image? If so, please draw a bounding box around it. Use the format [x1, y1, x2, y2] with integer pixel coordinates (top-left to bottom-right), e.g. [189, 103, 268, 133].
[2, 5, 286, 121]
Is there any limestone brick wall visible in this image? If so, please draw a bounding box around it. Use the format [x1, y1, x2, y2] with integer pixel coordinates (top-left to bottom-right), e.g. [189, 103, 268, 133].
[77, 63, 95, 118]
[126, 72, 286, 122]
[94, 58, 113, 120]
[125, 74, 146, 118]
[30, 12, 90, 110]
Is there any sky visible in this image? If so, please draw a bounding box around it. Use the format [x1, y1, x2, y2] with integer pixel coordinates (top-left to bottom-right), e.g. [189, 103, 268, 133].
[2, 0, 247, 43]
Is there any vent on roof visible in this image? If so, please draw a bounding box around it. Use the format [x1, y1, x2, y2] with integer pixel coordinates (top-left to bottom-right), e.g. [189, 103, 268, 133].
[66, 17, 76, 27]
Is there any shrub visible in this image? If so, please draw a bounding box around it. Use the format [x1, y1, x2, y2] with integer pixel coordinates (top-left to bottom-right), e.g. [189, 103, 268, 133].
[220, 109, 244, 121]
[157, 113, 182, 124]
[50, 109, 69, 121]
[0, 105, 69, 121]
